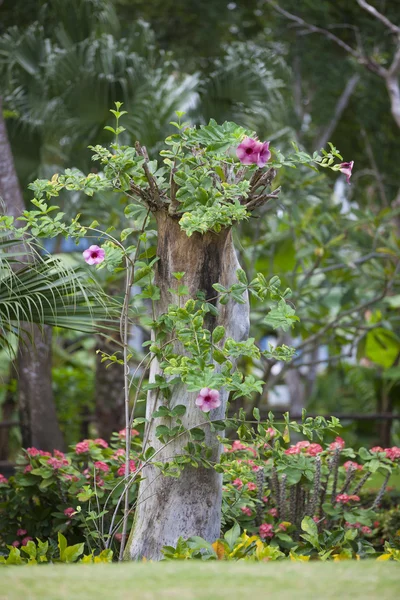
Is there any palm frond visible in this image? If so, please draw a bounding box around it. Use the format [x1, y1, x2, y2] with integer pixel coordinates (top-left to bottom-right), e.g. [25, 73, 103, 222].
[0, 235, 119, 356]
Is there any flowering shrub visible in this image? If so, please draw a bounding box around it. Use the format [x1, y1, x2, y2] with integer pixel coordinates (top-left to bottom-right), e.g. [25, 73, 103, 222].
[0, 432, 141, 556]
[161, 521, 400, 562]
[0, 533, 113, 565]
[1, 414, 399, 562]
[218, 415, 400, 559]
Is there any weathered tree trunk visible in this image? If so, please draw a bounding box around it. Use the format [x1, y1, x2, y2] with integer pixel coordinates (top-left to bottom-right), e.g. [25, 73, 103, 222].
[0, 97, 64, 452]
[18, 327, 65, 451]
[0, 363, 17, 461]
[126, 212, 249, 560]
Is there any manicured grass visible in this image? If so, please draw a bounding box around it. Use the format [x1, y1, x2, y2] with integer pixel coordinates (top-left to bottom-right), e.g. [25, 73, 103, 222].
[0, 561, 398, 600]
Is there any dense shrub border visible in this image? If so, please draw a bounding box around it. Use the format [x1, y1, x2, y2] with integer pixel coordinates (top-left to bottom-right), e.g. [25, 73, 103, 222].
[1, 421, 399, 563]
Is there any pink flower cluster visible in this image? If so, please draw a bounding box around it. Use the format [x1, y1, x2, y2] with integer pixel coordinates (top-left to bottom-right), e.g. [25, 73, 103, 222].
[329, 437, 345, 451]
[112, 448, 126, 460]
[228, 441, 257, 459]
[75, 440, 90, 454]
[117, 460, 136, 477]
[345, 522, 372, 534]
[26, 447, 51, 458]
[94, 461, 110, 473]
[75, 438, 108, 454]
[0, 473, 8, 484]
[11, 529, 32, 548]
[47, 457, 69, 469]
[343, 460, 363, 471]
[285, 440, 323, 456]
[335, 494, 360, 504]
[118, 428, 140, 438]
[371, 446, 400, 461]
[259, 523, 274, 539]
[241, 506, 252, 517]
[64, 507, 75, 518]
[236, 138, 271, 168]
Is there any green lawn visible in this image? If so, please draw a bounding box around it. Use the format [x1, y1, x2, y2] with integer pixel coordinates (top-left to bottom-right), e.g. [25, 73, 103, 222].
[0, 561, 398, 600]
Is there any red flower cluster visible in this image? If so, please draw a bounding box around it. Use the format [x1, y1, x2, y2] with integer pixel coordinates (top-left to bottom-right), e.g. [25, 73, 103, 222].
[118, 429, 140, 438]
[343, 460, 363, 471]
[259, 523, 274, 539]
[345, 522, 372, 534]
[117, 460, 136, 477]
[75, 438, 109, 454]
[335, 494, 360, 504]
[26, 447, 51, 457]
[47, 457, 69, 469]
[94, 461, 110, 473]
[285, 441, 323, 456]
[329, 437, 345, 451]
[371, 446, 400, 461]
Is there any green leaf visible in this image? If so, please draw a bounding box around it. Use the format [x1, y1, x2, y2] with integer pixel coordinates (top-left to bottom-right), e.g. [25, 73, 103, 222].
[365, 328, 400, 369]
[224, 522, 241, 550]
[301, 516, 318, 539]
[190, 427, 205, 441]
[263, 300, 300, 332]
[155, 425, 171, 439]
[212, 326, 225, 343]
[171, 404, 187, 417]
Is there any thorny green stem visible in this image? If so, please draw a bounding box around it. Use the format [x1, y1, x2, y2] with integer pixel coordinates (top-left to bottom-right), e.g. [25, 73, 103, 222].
[255, 468, 265, 526]
[308, 455, 321, 517]
[352, 470, 371, 495]
[330, 447, 341, 504]
[279, 473, 287, 520]
[372, 471, 390, 510]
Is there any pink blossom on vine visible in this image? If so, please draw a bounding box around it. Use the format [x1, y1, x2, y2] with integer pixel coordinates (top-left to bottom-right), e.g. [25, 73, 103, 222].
[236, 137, 271, 168]
[83, 245, 105, 265]
[338, 161, 354, 184]
[195, 388, 221, 412]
